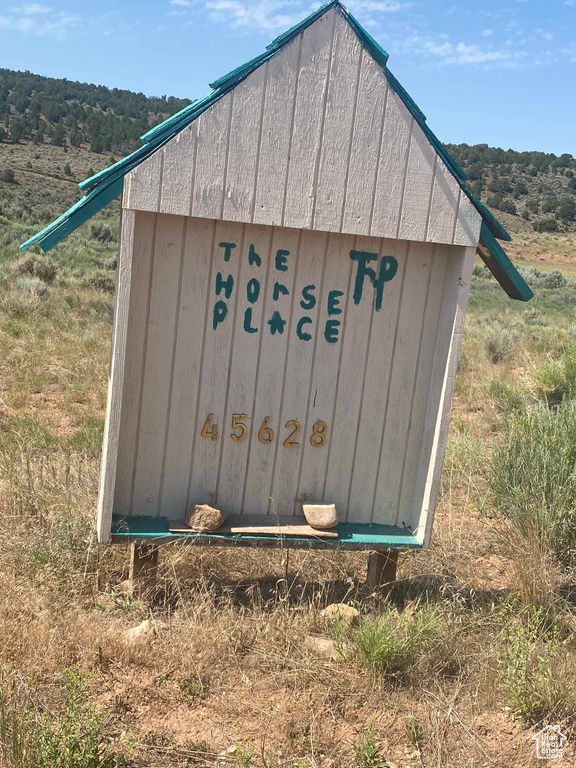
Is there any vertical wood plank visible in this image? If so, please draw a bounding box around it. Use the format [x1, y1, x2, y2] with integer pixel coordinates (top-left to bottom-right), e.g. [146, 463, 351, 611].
[125, 150, 163, 212]
[370, 90, 413, 239]
[425, 161, 459, 245]
[398, 126, 437, 242]
[322, 234, 380, 519]
[341, 53, 388, 236]
[313, 12, 362, 233]
[269, 229, 329, 515]
[241, 227, 301, 514]
[454, 194, 482, 247]
[159, 218, 216, 518]
[217, 225, 273, 514]
[187, 221, 245, 508]
[372, 241, 433, 525]
[347, 238, 407, 522]
[191, 93, 233, 220]
[97, 210, 137, 541]
[396, 245, 448, 527]
[223, 65, 267, 223]
[160, 124, 197, 217]
[296, 231, 355, 507]
[416, 246, 475, 545]
[110, 211, 156, 520]
[131, 214, 186, 516]
[253, 38, 300, 226]
[283, 8, 336, 230]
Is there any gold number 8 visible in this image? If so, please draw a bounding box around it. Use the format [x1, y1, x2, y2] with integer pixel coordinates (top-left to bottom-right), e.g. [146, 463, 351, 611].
[310, 420, 327, 447]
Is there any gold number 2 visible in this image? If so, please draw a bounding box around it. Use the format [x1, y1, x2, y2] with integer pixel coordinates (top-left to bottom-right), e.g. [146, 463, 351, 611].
[310, 420, 327, 447]
[258, 417, 274, 444]
[201, 413, 218, 441]
[283, 419, 300, 448]
[231, 413, 248, 442]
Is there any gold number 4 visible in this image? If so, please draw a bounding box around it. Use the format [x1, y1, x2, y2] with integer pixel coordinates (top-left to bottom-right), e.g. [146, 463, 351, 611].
[201, 413, 218, 441]
[258, 417, 274, 444]
[310, 420, 327, 447]
[283, 419, 300, 448]
[231, 413, 248, 442]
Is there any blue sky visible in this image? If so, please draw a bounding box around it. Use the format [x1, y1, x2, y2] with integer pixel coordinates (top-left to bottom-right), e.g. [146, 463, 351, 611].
[0, 0, 574, 154]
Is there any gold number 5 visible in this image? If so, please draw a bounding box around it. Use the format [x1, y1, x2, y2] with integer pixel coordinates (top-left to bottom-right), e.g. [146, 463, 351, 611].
[231, 413, 248, 442]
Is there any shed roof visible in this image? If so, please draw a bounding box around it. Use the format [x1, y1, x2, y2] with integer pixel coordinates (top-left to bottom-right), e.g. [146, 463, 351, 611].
[20, 0, 532, 301]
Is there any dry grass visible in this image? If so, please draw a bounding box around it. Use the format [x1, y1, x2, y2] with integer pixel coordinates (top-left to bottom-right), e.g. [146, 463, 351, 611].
[0, 248, 576, 766]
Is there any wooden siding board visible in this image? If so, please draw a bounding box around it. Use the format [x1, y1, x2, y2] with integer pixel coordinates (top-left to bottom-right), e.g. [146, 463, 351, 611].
[131, 214, 185, 516]
[398, 124, 437, 242]
[159, 218, 216, 519]
[296, 231, 355, 508]
[160, 124, 197, 217]
[187, 220, 245, 508]
[347, 238, 407, 523]
[217, 225, 274, 514]
[323, 234, 379, 521]
[111, 212, 156, 519]
[341, 51, 388, 236]
[223, 65, 267, 223]
[269, 229, 329, 515]
[313, 12, 363, 233]
[241, 227, 301, 514]
[126, 150, 162, 212]
[426, 161, 460, 245]
[191, 93, 234, 220]
[372, 241, 433, 525]
[370, 90, 413, 239]
[282, 8, 336, 230]
[397, 245, 448, 527]
[253, 38, 300, 226]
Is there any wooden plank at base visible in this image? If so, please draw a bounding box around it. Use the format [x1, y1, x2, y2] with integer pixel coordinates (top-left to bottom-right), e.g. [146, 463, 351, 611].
[168, 515, 338, 538]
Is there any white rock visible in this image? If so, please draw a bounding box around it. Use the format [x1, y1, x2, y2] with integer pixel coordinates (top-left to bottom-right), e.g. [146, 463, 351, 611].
[303, 635, 337, 660]
[124, 619, 167, 645]
[185, 503, 226, 532]
[302, 503, 338, 530]
[320, 603, 360, 626]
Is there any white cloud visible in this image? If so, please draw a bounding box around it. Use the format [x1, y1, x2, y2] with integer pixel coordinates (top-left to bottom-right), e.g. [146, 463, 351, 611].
[0, 5, 78, 38]
[481, 28, 494, 36]
[10, 3, 52, 13]
[204, 0, 302, 31]
[171, 0, 193, 6]
[564, 0, 574, 6]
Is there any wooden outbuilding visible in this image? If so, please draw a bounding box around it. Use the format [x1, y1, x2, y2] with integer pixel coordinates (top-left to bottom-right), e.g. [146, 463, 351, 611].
[22, 0, 532, 585]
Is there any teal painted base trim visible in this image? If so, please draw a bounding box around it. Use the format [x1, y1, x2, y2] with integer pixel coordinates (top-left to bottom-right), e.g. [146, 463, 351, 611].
[478, 221, 533, 302]
[110, 515, 421, 549]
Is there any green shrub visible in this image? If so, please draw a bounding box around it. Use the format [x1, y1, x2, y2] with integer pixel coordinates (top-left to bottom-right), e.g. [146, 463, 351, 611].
[0, 168, 15, 183]
[0, 669, 123, 768]
[488, 380, 525, 414]
[531, 347, 576, 406]
[354, 720, 387, 767]
[11, 253, 57, 284]
[501, 609, 576, 725]
[355, 606, 441, 678]
[486, 402, 576, 563]
[81, 270, 115, 293]
[480, 320, 518, 363]
[16, 276, 47, 297]
[533, 217, 559, 232]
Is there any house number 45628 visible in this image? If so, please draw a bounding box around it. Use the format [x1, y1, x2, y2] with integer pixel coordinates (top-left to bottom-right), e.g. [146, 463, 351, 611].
[201, 414, 327, 448]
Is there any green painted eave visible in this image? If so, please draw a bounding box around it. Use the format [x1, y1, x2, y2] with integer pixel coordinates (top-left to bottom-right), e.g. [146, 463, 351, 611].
[477, 222, 533, 302]
[20, 0, 512, 273]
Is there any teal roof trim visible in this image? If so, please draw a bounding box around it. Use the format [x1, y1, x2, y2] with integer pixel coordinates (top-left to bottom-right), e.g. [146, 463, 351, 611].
[478, 221, 533, 302]
[20, 0, 512, 262]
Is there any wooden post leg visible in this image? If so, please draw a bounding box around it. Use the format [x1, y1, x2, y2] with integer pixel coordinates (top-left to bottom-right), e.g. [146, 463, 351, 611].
[366, 550, 398, 593]
[129, 542, 159, 600]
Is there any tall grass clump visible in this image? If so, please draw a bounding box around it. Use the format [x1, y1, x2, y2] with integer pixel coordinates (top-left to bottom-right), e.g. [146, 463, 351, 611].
[0, 669, 123, 768]
[531, 346, 576, 406]
[486, 401, 576, 564]
[355, 605, 441, 679]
